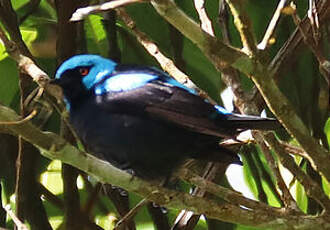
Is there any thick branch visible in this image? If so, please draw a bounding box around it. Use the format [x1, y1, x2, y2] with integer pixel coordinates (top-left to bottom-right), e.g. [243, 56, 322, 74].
[150, 0, 330, 182]
[250, 64, 330, 181]
[1, 104, 330, 229]
[150, 0, 250, 72]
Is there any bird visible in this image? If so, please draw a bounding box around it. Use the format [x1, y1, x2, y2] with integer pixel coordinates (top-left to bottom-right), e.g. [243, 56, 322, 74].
[51, 54, 279, 180]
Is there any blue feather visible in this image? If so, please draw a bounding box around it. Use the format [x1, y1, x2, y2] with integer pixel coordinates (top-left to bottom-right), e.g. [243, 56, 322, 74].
[164, 78, 197, 95]
[55, 54, 117, 89]
[94, 69, 197, 95]
[214, 105, 232, 115]
[95, 73, 158, 94]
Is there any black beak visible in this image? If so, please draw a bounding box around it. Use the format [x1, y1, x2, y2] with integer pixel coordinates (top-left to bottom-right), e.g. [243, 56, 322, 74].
[49, 78, 61, 85]
[46, 78, 64, 101]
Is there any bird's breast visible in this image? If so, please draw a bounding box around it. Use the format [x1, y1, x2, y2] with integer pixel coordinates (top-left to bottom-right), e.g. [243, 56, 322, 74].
[68, 98, 199, 178]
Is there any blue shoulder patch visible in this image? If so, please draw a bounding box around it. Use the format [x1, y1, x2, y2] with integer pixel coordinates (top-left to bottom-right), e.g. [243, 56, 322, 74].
[95, 73, 158, 95]
[209, 105, 232, 119]
[94, 70, 199, 96]
[214, 105, 232, 115]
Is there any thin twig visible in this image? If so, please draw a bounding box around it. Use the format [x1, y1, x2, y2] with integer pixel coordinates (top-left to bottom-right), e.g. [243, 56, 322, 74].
[291, 2, 330, 85]
[114, 198, 148, 229]
[253, 131, 300, 212]
[4, 205, 28, 230]
[194, 0, 214, 36]
[0, 110, 37, 125]
[70, 0, 146, 21]
[116, 8, 217, 104]
[0, 26, 49, 86]
[280, 142, 309, 158]
[258, 0, 288, 50]
[225, 0, 257, 55]
[264, 133, 330, 213]
[179, 169, 285, 213]
[269, 0, 330, 78]
[172, 163, 220, 230]
[116, 9, 195, 88]
[308, 0, 320, 45]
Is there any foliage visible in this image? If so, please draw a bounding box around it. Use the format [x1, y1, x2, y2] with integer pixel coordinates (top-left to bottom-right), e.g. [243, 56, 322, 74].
[0, 0, 329, 229]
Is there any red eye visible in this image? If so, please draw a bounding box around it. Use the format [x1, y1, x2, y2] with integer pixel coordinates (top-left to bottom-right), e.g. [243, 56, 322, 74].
[79, 67, 89, 76]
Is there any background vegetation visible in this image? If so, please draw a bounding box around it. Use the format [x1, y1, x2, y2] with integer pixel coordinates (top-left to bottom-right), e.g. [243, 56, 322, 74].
[0, 0, 329, 229]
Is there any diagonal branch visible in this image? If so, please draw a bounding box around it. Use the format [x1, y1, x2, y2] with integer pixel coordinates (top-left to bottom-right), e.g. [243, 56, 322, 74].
[70, 0, 146, 21]
[194, 0, 215, 36]
[269, 0, 330, 77]
[253, 131, 300, 211]
[263, 133, 330, 212]
[258, 0, 288, 50]
[150, 0, 330, 182]
[150, 0, 249, 72]
[116, 8, 196, 90]
[0, 104, 289, 228]
[1, 103, 330, 229]
[225, 0, 257, 55]
[0, 27, 49, 86]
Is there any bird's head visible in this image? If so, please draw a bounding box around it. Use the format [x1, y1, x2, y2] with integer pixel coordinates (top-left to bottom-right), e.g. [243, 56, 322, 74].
[51, 54, 117, 105]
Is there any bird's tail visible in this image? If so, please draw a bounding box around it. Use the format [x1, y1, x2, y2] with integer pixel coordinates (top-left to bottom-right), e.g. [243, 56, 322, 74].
[223, 114, 281, 131]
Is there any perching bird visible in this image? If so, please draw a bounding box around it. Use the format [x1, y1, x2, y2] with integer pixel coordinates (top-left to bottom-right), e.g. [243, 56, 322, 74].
[52, 54, 278, 179]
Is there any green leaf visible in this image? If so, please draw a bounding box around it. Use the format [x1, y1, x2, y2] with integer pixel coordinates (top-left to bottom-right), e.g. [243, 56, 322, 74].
[85, 15, 109, 57]
[241, 152, 258, 199]
[0, 42, 7, 61]
[296, 181, 308, 213]
[324, 117, 330, 146]
[0, 58, 19, 106]
[21, 27, 38, 45]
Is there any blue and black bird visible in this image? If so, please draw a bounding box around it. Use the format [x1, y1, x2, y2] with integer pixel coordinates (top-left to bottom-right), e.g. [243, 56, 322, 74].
[52, 54, 278, 179]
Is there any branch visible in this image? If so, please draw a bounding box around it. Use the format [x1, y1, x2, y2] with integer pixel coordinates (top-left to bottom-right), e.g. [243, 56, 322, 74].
[70, 0, 146, 21]
[1, 104, 330, 229]
[250, 62, 330, 180]
[269, 0, 330, 77]
[116, 8, 217, 104]
[258, 0, 288, 50]
[0, 27, 49, 86]
[218, 0, 262, 115]
[252, 131, 300, 211]
[290, 1, 330, 86]
[193, 0, 215, 36]
[223, 0, 330, 180]
[4, 205, 28, 230]
[150, 0, 250, 72]
[179, 169, 281, 213]
[225, 0, 257, 55]
[116, 8, 196, 90]
[263, 133, 330, 213]
[150, 0, 330, 182]
[0, 0, 32, 57]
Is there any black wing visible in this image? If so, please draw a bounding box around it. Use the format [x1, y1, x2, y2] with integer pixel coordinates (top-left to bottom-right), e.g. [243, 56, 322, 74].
[94, 78, 278, 138]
